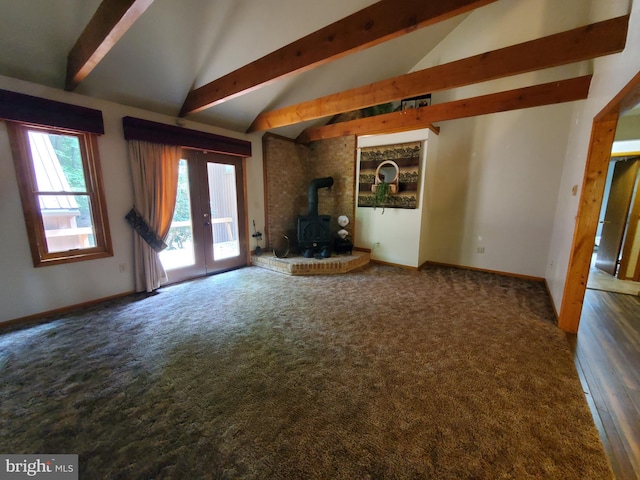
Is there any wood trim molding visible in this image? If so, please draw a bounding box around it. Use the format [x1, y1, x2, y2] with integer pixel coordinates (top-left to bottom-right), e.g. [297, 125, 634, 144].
[66, 0, 155, 91]
[558, 112, 620, 333]
[421, 260, 547, 282]
[544, 280, 560, 322]
[370, 259, 420, 271]
[297, 76, 592, 143]
[249, 15, 628, 133]
[179, 0, 498, 116]
[0, 291, 135, 331]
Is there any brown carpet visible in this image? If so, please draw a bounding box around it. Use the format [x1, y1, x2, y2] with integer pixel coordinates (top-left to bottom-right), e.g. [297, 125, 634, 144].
[0, 264, 611, 479]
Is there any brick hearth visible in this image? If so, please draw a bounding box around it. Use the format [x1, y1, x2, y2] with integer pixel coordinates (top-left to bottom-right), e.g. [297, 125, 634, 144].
[251, 251, 369, 276]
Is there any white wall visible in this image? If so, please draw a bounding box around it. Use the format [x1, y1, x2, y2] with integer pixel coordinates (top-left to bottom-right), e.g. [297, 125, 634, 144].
[404, 0, 590, 278]
[0, 75, 264, 323]
[419, 106, 573, 278]
[355, 129, 432, 268]
[546, 0, 639, 307]
[408, 0, 639, 302]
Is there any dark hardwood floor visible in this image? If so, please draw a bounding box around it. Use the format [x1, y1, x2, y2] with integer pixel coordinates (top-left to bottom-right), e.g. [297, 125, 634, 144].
[567, 289, 640, 480]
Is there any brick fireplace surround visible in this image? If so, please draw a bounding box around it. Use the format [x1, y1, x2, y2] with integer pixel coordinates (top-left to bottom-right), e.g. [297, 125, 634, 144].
[256, 133, 368, 275]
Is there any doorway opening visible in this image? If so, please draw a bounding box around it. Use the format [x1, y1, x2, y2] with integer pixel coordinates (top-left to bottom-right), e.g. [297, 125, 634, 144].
[560, 70, 640, 332]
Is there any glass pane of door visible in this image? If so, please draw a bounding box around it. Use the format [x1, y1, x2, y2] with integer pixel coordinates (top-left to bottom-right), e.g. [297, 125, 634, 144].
[159, 159, 195, 270]
[208, 162, 240, 260]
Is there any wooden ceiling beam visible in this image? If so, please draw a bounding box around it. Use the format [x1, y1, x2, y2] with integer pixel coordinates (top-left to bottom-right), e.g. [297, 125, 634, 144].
[250, 15, 628, 133]
[65, 0, 155, 91]
[296, 75, 592, 143]
[178, 0, 498, 116]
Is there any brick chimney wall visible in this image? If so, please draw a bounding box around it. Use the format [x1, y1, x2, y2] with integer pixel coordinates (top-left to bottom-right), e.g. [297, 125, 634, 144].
[308, 137, 357, 233]
[262, 133, 357, 252]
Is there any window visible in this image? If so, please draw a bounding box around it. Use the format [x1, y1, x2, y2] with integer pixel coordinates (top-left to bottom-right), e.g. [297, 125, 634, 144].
[7, 122, 112, 267]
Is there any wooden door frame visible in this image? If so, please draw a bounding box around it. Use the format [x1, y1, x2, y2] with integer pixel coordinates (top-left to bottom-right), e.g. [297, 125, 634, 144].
[559, 70, 640, 333]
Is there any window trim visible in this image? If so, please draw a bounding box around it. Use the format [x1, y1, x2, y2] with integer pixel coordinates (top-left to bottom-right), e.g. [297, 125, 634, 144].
[7, 121, 113, 267]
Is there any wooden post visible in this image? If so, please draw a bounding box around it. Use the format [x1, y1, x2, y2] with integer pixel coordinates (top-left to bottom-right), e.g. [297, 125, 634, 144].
[558, 112, 619, 333]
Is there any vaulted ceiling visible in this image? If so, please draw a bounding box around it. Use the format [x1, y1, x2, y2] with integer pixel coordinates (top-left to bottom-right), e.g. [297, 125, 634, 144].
[0, 0, 630, 141]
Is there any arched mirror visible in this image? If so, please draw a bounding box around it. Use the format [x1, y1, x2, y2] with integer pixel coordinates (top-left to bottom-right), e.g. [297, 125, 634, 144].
[372, 160, 399, 194]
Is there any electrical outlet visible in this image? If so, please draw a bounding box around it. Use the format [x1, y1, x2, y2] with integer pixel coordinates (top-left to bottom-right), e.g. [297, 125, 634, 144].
[476, 247, 485, 254]
[119, 263, 126, 272]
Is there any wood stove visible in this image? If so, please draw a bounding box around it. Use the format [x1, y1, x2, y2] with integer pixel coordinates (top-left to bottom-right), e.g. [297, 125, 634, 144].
[297, 177, 333, 257]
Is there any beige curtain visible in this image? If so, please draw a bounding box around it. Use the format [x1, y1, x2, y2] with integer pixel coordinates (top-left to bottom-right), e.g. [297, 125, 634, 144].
[128, 140, 181, 292]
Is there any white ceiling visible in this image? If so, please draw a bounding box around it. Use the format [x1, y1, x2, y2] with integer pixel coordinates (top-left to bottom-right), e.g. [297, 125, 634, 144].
[0, 0, 468, 138]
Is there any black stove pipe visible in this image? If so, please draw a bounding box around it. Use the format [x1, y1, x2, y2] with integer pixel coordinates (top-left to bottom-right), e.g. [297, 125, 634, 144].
[307, 177, 334, 216]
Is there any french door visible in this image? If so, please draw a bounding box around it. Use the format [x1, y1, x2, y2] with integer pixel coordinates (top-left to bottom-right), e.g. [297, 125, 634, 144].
[158, 149, 247, 283]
